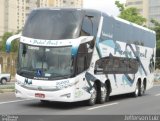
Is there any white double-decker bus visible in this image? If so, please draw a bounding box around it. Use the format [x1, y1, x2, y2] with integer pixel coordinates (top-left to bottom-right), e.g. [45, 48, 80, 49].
[7, 8, 156, 106]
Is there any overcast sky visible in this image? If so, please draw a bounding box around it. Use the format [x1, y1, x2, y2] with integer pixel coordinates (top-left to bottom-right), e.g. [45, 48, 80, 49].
[83, 0, 126, 16]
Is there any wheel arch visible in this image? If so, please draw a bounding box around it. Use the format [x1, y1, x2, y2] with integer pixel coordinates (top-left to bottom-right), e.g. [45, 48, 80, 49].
[105, 79, 112, 94]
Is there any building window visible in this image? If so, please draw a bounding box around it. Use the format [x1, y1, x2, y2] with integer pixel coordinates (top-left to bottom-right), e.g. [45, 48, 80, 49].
[135, 1, 143, 5]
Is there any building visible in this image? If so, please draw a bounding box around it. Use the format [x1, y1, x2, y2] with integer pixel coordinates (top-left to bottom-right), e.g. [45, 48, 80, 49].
[0, 0, 18, 36]
[126, 0, 160, 27]
[47, 0, 83, 8]
[26, 0, 48, 18]
[17, 0, 26, 31]
[0, 0, 83, 36]
[148, 0, 160, 26]
[126, 0, 149, 26]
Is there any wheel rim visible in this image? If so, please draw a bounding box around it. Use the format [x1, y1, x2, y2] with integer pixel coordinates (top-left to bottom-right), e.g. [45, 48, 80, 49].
[135, 85, 139, 96]
[90, 87, 97, 104]
[101, 86, 107, 102]
[2, 79, 6, 84]
[141, 85, 145, 94]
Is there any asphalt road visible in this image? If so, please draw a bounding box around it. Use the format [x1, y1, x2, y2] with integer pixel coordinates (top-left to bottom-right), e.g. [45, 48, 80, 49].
[0, 85, 160, 116]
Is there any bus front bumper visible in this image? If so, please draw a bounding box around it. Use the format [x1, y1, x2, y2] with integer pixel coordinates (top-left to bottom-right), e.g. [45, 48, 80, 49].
[15, 83, 77, 102]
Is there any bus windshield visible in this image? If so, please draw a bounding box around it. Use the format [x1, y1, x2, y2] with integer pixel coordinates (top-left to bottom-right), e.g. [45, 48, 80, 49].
[17, 44, 74, 80]
[22, 9, 84, 40]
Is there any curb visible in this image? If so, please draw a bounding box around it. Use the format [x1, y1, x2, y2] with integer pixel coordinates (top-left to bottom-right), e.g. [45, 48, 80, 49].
[0, 89, 15, 93]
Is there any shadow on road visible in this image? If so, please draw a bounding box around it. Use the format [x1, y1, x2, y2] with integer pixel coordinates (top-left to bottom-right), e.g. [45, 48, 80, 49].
[23, 93, 151, 110]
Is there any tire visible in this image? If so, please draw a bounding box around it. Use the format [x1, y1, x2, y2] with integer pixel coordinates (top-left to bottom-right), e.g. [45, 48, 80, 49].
[1, 78, 7, 85]
[98, 84, 110, 104]
[132, 82, 139, 97]
[139, 83, 145, 96]
[88, 84, 97, 106]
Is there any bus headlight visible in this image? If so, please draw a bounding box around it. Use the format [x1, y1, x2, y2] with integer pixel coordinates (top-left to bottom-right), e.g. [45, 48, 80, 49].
[60, 93, 71, 98]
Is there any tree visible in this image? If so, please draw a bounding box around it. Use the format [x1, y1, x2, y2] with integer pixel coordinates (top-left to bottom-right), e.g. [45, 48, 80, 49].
[0, 32, 19, 52]
[150, 19, 160, 68]
[151, 19, 160, 42]
[115, 1, 146, 26]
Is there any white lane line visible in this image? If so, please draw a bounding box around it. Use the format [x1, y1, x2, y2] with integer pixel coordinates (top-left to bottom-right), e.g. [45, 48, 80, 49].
[87, 102, 119, 111]
[154, 85, 160, 87]
[0, 99, 32, 105]
[155, 93, 160, 96]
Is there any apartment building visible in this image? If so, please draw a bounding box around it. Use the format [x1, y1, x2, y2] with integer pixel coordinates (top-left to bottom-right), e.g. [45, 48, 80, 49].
[126, 0, 149, 25]
[126, 0, 160, 26]
[149, 0, 160, 26]
[0, 0, 17, 36]
[0, 0, 83, 36]
[48, 0, 83, 8]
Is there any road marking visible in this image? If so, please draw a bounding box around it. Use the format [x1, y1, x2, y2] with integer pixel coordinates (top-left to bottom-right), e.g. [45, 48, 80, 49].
[0, 99, 32, 105]
[153, 85, 160, 87]
[155, 93, 160, 96]
[87, 102, 119, 111]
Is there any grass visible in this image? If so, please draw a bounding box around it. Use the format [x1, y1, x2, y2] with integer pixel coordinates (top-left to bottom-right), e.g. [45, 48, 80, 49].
[0, 84, 15, 93]
[0, 84, 15, 89]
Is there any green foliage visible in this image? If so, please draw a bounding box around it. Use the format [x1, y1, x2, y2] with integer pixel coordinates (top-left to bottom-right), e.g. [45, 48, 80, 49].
[1, 32, 13, 52]
[120, 8, 146, 25]
[0, 32, 19, 52]
[156, 57, 160, 69]
[115, 1, 146, 26]
[150, 19, 160, 68]
[150, 19, 160, 42]
[115, 1, 124, 12]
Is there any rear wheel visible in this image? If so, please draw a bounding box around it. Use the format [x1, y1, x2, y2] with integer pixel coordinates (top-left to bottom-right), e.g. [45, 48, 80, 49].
[98, 84, 110, 104]
[139, 83, 145, 96]
[133, 82, 139, 97]
[88, 84, 97, 106]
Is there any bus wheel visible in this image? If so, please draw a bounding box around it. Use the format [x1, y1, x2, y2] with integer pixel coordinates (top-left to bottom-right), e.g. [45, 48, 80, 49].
[99, 84, 108, 104]
[88, 84, 97, 106]
[139, 83, 145, 96]
[133, 82, 139, 97]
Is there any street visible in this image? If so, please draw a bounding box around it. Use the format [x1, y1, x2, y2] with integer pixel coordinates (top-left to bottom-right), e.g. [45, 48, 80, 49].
[0, 85, 160, 115]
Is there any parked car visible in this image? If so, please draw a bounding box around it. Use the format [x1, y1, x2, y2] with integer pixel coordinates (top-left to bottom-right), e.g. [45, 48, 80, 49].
[0, 73, 11, 85]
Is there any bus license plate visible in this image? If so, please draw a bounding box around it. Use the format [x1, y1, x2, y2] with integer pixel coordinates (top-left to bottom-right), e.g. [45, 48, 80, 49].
[35, 93, 45, 98]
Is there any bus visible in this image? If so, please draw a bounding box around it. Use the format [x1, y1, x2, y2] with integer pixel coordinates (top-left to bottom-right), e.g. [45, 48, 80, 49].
[6, 8, 156, 106]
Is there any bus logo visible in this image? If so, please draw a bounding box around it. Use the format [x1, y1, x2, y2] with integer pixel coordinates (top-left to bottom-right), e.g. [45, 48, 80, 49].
[36, 70, 43, 77]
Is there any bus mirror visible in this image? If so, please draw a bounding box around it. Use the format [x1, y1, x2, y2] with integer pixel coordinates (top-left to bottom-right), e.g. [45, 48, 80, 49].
[6, 34, 21, 53]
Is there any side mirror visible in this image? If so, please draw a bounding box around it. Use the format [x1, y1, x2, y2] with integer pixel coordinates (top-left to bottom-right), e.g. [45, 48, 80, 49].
[6, 34, 21, 53]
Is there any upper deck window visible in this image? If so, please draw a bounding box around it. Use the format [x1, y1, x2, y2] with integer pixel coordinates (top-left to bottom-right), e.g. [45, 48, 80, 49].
[22, 9, 84, 40]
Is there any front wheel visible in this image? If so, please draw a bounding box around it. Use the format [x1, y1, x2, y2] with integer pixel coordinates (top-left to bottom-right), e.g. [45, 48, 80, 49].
[87, 84, 97, 106]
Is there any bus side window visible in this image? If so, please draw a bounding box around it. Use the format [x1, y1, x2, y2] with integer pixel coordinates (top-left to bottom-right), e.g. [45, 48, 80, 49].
[80, 17, 92, 36]
[76, 40, 94, 74]
[76, 43, 87, 74]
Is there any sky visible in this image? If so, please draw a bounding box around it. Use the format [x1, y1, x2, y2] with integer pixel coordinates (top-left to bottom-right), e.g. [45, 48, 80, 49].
[83, 0, 126, 16]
